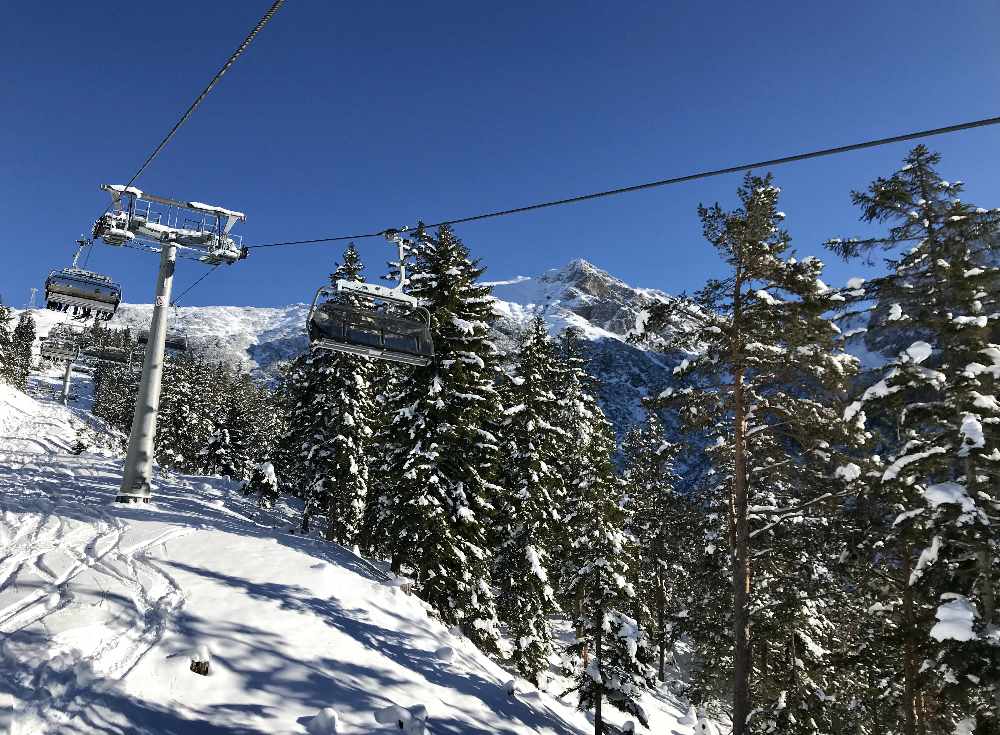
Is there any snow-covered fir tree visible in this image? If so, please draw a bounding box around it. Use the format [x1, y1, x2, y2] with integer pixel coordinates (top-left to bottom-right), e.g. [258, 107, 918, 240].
[156, 354, 214, 471]
[620, 412, 682, 681]
[373, 224, 503, 653]
[10, 312, 36, 390]
[494, 315, 566, 683]
[828, 146, 1000, 733]
[297, 244, 376, 544]
[272, 354, 313, 503]
[243, 461, 279, 508]
[637, 173, 867, 735]
[559, 353, 656, 733]
[0, 303, 15, 386]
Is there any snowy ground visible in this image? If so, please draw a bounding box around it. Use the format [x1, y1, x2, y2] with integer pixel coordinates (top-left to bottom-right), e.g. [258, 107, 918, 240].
[0, 375, 695, 734]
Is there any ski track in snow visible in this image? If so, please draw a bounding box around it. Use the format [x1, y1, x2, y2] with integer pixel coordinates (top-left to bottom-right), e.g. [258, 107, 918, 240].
[0, 376, 692, 734]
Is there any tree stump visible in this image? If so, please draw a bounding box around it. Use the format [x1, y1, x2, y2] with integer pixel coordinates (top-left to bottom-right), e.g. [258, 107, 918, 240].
[190, 659, 209, 676]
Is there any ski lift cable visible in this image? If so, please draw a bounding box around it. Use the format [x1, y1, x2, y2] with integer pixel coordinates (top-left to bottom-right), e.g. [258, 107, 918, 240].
[86, 0, 286, 235]
[244, 112, 1000, 250]
[171, 265, 221, 307]
[121, 0, 286, 191]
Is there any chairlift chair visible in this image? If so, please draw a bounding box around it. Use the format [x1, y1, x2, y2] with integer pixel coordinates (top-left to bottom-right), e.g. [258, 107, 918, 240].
[80, 345, 132, 366]
[306, 231, 434, 367]
[44, 240, 122, 321]
[136, 329, 189, 353]
[39, 324, 84, 363]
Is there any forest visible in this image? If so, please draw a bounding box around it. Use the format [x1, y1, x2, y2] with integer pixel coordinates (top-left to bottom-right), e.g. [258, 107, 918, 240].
[7, 146, 995, 735]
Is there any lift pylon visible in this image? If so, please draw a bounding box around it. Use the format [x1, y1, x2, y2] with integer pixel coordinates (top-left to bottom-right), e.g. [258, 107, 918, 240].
[107, 186, 248, 503]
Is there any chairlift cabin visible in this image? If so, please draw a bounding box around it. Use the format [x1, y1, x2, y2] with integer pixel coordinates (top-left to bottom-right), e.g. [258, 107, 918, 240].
[39, 324, 84, 363]
[136, 329, 189, 353]
[94, 185, 247, 265]
[307, 231, 434, 367]
[308, 289, 433, 367]
[80, 345, 132, 366]
[44, 240, 122, 321]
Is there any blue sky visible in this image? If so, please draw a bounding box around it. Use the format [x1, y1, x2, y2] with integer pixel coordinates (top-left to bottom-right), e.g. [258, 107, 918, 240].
[2, 1, 999, 308]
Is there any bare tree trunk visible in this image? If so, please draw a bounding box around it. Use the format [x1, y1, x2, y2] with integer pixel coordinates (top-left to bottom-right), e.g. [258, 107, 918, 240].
[901, 547, 919, 735]
[732, 364, 753, 735]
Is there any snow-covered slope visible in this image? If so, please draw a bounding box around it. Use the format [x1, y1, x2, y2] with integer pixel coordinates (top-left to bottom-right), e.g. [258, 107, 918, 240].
[0, 378, 693, 734]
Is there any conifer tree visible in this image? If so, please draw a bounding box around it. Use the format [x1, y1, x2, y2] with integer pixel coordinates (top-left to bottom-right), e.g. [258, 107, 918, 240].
[637, 173, 866, 735]
[828, 146, 1000, 732]
[0, 303, 15, 386]
[298, 244, 375, 544]
[620, 412, 682, 681]
[243, 461, 279, 507]
[11, 312, 36, 390]
[560, 366, 656, 733]
[376, 224, 502, 652]
[273, 354, 312, 501]
[494, 315, 565, 682]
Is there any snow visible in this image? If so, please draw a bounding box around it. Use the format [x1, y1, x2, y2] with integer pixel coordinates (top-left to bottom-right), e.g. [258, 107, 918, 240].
[903, 341, 932, 364]
[105, 184, 143, 197]
[883, 446, 945, 482]
[0, 379, 692, 734]
[306, 707, 340, 734]
[959, 413, 985, 453]
[188, 201, 247, 220]
[834, 463, 861, 482]
[930, 596, 977, 642]
[908, 536, 942, 585]
[887, 303, 904, 321]
[924, 481, 976, 515]
[845, 277, 865, 289]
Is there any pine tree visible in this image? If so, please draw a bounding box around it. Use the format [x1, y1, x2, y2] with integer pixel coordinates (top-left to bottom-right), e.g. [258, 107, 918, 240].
[494, 315, 565, 682]
[297, 245, 376, 544]
[620, 412, 682, 682]
[637, 173, 867, 734]
[560, 366, 656, 733]
[273, 354, 312, 501]
[0, 303, 15, 386]
[10, 312, 36, 390]
[376, 224, 502, 652]
[243, 461, 279, 507]
[828, 146, 1000, 733]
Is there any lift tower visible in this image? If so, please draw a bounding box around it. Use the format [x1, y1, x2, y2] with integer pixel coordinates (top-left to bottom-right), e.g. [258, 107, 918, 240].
[93, 185, 247, 502]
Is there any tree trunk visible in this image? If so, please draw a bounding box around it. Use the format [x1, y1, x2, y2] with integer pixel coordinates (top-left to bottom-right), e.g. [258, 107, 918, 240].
[732, 364, 753, 735]
[594, 604, 604, 735]
[901, 546, 919, 735]
[656, 567, 666, 681]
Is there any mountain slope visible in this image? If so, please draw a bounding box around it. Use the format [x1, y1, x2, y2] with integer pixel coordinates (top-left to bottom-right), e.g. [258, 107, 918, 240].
[25, 259, 683, 436]
[0, 379, 693, 734]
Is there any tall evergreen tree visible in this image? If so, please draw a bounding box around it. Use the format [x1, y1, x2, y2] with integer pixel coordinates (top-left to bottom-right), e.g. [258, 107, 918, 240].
[11, 312, 36, 390]
[828, 146, 1000, 733]
[560, 358, 656, 733]
[620, 412, 682, 682]
[638, 173, 866, 734]
[0, 303, 15, 386]
[298, 244, 376, 544]
[375, 224, 502, 652]
[494, 315, 565, 682]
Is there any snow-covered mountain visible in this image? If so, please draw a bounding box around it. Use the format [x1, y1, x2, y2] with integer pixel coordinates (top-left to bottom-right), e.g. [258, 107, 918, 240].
[28, 259, 687, 434]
